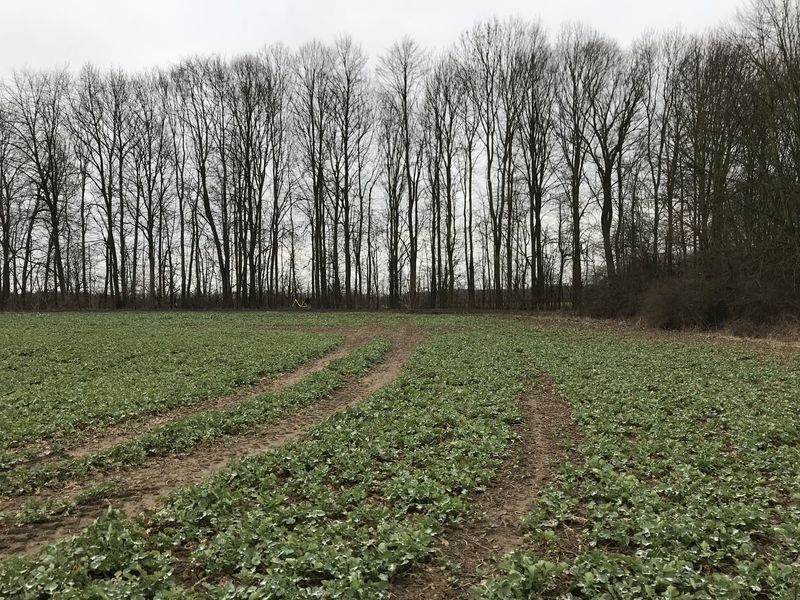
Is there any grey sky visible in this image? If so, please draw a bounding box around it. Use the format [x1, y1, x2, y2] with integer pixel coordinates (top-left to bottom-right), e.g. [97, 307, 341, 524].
[0, 0, 745, 75]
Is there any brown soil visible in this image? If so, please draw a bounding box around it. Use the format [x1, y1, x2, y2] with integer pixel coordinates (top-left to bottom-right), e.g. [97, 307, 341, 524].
[0, 325, 422, 558]
[388, 374, 580, 599]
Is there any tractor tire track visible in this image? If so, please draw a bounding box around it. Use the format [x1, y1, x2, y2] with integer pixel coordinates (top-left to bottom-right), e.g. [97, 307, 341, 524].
[30, 328, 373, 465]
[0, 326, 422, 558]
[0, 328, 372, 514]
[388, 374, 580, 599]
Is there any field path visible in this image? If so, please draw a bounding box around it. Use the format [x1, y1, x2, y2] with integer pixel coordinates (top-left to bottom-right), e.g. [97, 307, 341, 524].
[0, 325, 422, 558]
[388, 375, 580, 599]
[32, 327, 372, 463]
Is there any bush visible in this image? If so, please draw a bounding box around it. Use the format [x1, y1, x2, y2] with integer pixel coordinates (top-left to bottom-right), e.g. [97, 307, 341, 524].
[583, 277, 641, 319]
[727, 313, 800, 339]
[585, 252, 798, 331]
[640, 276, 728, 330]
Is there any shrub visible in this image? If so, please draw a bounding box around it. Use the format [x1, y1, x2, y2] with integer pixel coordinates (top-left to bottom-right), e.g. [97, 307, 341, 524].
[640, 276, 728, 329]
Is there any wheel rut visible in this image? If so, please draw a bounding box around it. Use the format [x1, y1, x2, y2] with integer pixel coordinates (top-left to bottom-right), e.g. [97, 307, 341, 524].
[0, 329, 372, 515]
[32, 328, 372, 464]
[0, 326, 422, 558]
[387, 374, 580, 599]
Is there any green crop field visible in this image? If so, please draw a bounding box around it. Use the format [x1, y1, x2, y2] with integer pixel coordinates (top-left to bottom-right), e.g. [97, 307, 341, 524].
[0, 312, 798, 598]
[0, 313, 342, 455]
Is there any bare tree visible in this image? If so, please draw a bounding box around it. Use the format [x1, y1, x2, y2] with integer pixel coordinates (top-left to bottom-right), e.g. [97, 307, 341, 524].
[9, 70, 73, 304]
[0, 3, 795, 316]
[378, 38, 426, 308]
[0, 97, 24, 308]
[175, 58, 233, 306]
[554, 24, 603, 309]
[130, 73, 173, 306]
[328, 36, 370, 308]
[518, 26, 554, 307]
[293, 42, 333, 307]
[585, 37, 644, 279]
[379, 92, 406, 309]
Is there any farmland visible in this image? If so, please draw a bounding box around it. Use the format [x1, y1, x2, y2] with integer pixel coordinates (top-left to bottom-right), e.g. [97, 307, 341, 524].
[0, 312, 798, 598]
[0, 313, 343, 454]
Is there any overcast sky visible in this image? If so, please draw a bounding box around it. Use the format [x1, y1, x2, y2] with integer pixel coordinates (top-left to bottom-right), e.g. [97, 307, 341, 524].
[0, 0, 746, 75]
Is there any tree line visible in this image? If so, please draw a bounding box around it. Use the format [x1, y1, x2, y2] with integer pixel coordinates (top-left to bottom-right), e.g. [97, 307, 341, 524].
[0, 0, 798, 320]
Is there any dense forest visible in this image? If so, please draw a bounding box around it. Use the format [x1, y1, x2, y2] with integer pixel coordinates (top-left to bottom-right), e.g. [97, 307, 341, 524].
[0, 0, 797, 324]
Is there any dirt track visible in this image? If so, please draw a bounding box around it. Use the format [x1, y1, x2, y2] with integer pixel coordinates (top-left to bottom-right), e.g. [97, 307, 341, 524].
[0, 328, 371, 514]
[388, 374, 580, 599]
[38, 329, 374, 462]
[0, 326, 421, 557]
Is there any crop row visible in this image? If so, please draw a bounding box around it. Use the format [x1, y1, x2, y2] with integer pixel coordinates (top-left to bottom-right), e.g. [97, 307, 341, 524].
[0, 312, 342, 454]
[0, 331, 532, 598]
[478, 327, 800, 598]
